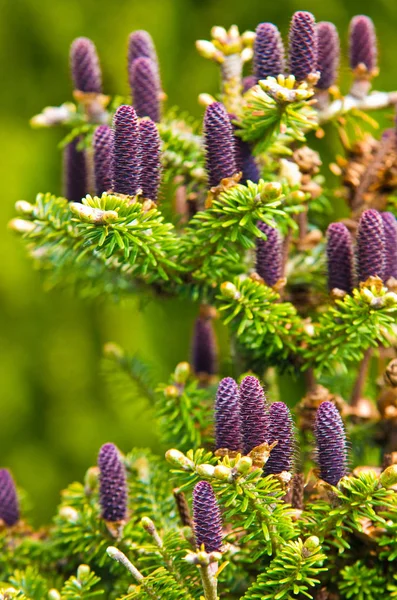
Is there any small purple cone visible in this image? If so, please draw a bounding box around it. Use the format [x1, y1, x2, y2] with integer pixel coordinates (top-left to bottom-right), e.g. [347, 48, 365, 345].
[128, 30, 158, 69]
[229, 115, 260, 184]
[93, 125, 113, 196]
[215, 377, 242, 452]
[326, 222, 355, 293]
[256, 221, 283, 287]
[70, 37, 102, 93]
[129, 57, 161, 123]
[204, 102, 237, 188]
[111, 105, 141, 197]
[191, 316, 218, 376]
[63, 137, 87, 202]
[242, 75, 256, 93]
[356, 209, 385, 282]
[265, 402, 294, 475]
[288, 11, 318, 82]
[349, 15, 377, 72]
[98, 443, 127, 522]
[316, 22, 340, 90]
[138, 118, 161, 201]
[0, 469, 19, 526]
[239, 375, 268, 455]
[253, 23, 285, 82]
[192, 481, 222, 552]
[314, 402, 348, 486]
[381, 212, 397, 280]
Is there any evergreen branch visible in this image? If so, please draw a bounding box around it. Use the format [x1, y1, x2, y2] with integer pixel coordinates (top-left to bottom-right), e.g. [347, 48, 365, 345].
[339, 560, 387, 600]
[60, 565, 104, 599]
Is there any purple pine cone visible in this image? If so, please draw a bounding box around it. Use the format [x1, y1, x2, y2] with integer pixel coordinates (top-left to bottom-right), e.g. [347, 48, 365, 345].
[63, 137, 87, 202]
[326, 222, 355, 293]
[192, 481, 222, 552]
[256, 221, 283, 287]
[111, 105, 141, 197]
[265, 402, 294, 475]
[230, 115, 260, 184]
[138, 118, 161, 201]
[215, 377, 242, 452]
[0, 469, 19, 526]
[381, 212, 397, 280]
[128, 30, 158, 69]
[242, 75, 256, 93]
[357, 209, 385, 282]
[239, 375, 268, 455]
[98, 443, 127, 522]
[129, 57, 161, 123]
[316, 22, 340, 90]
[288, 11, 318, 82]
[314, 401, 348, 486]
[204, 102, 237, 188]
[191, 316, 218, 376]
[70, 37, 102, 93]
[93, 125, 113, 196]
[349, 16, 377, 72]
[253, 23, 285, 82]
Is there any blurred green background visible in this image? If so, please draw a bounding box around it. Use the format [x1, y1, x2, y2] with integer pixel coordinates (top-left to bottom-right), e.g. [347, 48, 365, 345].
[1, 0, 397, 522]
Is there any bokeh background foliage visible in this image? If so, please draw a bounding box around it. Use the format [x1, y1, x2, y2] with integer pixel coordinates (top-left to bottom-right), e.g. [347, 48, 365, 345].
[1, 0, 397, 522]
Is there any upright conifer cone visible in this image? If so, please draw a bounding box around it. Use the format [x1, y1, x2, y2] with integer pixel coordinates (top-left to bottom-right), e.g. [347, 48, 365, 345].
[230, 116, 260, 184]
[63, 138, 87, 202]
[356, 209, 385, 282]
[215, 377, 242, 452]
[192, 481, 222, 552]
[0, 469, 19, 526]
[288, 11, 318, 82]
[316, 22, 340, 90]
[239, 375, 268, 455]
[98, 443, 127, 522]
[111, 105, 141, 197]
[314, 402, 348, 486]
[253, 23, 285, 82]
[349, 15, 377, 73]
[381, 212, 397, 280]
[191, 312, 218, 376]
[326, 222, 355, 293]
[138, 118, 161, 201]
[70, 37, 102, 93]
[128, 30, 158, 69]
[93, 125, 113, 196]
[265, 402, 294, 475]
[204, 102, 237, 188]
[129, 57, 161, 123]
[256, 221, 283, 287]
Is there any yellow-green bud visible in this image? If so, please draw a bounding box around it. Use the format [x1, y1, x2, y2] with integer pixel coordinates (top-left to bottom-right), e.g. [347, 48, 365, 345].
[213, 465, 233, 481]
[84, 466, 99, 493]
[164, 385, 180, 399]
[235, 456, 252, 474]
[196, 464, 216, 478]
[380, 465, 397, 488]
[174, 362, 190, 385]
[8, 218, 35, 234]
[220, 281, 239, 299]
[196, 40, 223, 62]
[263, 181, 283, 200]
[48, 590, 61, 600]
[303, 536, 320, 554]
[15, 200, 35, 216]
[165, 449, 194, 471]
[77, 564, 91, 580]
[59, 506, 79, 523]
[241, 30, 256, 47]
[103, 342, 124, 361]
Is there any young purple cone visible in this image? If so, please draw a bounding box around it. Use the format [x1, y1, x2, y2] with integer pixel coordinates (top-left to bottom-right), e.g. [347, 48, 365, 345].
[138, 118, 161, 201]
[93, 125, 113, 196]
[253, 23, 285, 82]
[128, 30, 158, 69]
[98, 443, 127, 522]
[288, 11, 318, 82]
[192, 481, 222, 552]
[316, 22, 340, 90]
[256, 221, 283, 287]
[314, 401, 348, 486]
[230, 115, 260, 184]
[356, 209, 385, 282]
[111, 105, 141, 197]
[191, 315, 218, 376]
[0, 469, 19, 526]
[204, 102, 237, 188]
[215, 377, 242, 452]
[239, 375, 268, 455]
[265, 402, 294, 475]
[326, 222, 355, 293]
[70, 37, 102, 93]
[63, 137, 87, 202]
[129, 57, 161, 123]
[381, 212, 397, 280]
[349, 15, 377, 73]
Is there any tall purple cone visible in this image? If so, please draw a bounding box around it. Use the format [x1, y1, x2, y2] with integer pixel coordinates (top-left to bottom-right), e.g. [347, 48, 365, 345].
[264, 402, 294, 475]
[191, 315, 218, 376]
[204, 102, 237, 188]
[316, 22, 340, 90]
[349, 16, 377, 72]
[239, 375, 268, 455]
[0, 469, 19, 526]
[381, 212, 397, 280]
[98, 443, 127, 522]
[138, 118, 161, 201]
[326, 222, 355, 293]
[253, 23, 285, 82]
[111, 105, 141, 197]
[93, 125, 113, 196]
[288, 11, 318, 82]
[129, 57, 161, 123]
[356, 209, 385, 282]
[215, 377, 242, 452]
[70, 37, 102, 93]
[128, 30, 158, 69]
[192, 481, 222, 552]
[256, 221, 283, 287]
[63, 137, 87, 202]
[314, 402, 348, 486]
[230, 115, 260, 184]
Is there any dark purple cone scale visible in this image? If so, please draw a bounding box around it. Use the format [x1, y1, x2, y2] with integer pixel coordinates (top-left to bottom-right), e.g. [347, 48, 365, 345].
[191, 317, 217, 376]
[256, 221, 283, 287]
[128, 30, 158, 69]
[316, 22, 340, 90]
[326, 222, 355, 293]
[381, 212, 397, 280]
[63, 138, 87, 202]
[265, 402, 294, 475]
[138, 118, 161, 201]
[98, 443, 127, 522]
[0, 469, 19, 526]
[204, 102, 237, 188]
[230, 116, 260, 184]
[70, 37, 102, 93]
[349, 15, 377, 72]
[129, 57, 161, 123]
[314, 402, 348, 486]
[242, 75, 256, 93]
[93, 125, 113, 196]
[215, 377, 242, 452]
[357, 209, 385, 282]
[288, 11, 318, 82]
[111, 105, 141, 197]
[239, 375, 268, 455]
[253, 23, 285, 82]
[192, 481, 222, 552]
